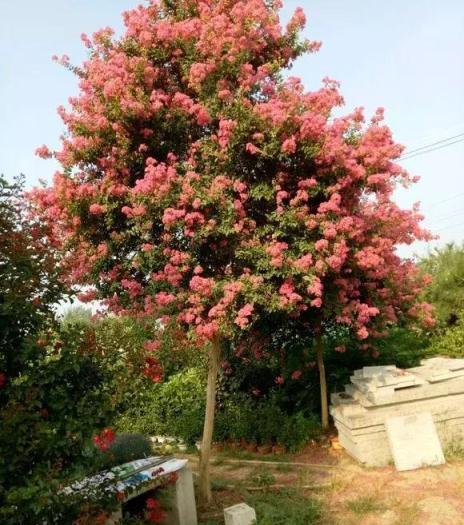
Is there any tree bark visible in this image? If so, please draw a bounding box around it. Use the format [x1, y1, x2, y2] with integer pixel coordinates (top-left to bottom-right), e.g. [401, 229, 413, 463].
[198, 337, 221, 505]
[315, 333, 329, 431]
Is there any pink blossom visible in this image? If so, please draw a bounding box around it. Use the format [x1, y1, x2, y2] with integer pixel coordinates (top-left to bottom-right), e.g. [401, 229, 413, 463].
[282, 136, 297, 154]
[144, 340, 161, 352]
[234, 303, 254, 328]
[189, 276, 214, 297]
[162, 208, 186, 227]
[218, 119, 237, 149]
[35, 145, 52, 159]
[245, 143, 260, 155]
[155, 291, 176, 306]
[266, 241, 288, 268]
[294, 254, 313, 272]
[287, 7, 306, 32]
[315, 239, 329, 251]
[89, 203, 107, 215]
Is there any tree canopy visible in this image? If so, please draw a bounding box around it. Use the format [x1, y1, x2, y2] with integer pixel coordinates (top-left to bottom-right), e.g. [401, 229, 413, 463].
[30, 0, 433, 349]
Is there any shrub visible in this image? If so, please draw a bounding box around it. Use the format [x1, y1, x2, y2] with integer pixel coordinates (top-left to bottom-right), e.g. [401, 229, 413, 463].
[118, 369, 320, 451]
[426, 320, 464, 358]
[0, 320, 137, 524]
[420, 243, 464, 326]
[276, 412, 320, 452]
[117, 368, 206, 444]
[103, 433, 154, 468]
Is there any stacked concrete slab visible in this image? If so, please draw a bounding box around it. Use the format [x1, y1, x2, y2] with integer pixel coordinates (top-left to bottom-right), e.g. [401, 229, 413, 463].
[331, 358, 464, 466]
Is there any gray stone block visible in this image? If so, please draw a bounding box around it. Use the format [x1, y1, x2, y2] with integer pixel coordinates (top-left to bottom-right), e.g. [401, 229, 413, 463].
[224, 503, 257, 525]
[167, 466, 198, 525]
[385, 412, 445, 471]
[331, 358, 464, 468]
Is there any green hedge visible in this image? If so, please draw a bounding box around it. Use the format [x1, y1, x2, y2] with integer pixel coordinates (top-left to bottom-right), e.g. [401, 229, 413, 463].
[117, 368, 320, 451]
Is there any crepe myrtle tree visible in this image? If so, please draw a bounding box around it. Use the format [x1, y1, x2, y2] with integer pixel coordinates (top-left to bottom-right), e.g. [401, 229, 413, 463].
[30, 0, 434, 503]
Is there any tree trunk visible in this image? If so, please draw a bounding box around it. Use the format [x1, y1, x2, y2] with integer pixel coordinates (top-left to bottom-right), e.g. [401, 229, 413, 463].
[198, 337, 221, 505]
[315, 333, 329, 431]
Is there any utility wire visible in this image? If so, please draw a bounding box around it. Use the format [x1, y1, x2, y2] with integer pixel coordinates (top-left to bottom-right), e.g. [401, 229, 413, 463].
[402, 132, 464, 156]
[400, 136, 464, 161]
[426, 209, 464, 223]
[435, 220, 464, 233]
[426, 192, 464, 210]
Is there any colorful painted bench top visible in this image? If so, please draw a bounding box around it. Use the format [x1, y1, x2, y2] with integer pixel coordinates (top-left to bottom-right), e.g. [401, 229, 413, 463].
[63, 456, 187, 499]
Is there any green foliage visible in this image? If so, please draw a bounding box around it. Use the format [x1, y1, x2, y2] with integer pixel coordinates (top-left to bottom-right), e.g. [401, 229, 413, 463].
[0, 174, 64, 380]
[117, 368, 206, 444]
[427, 319, 464, 358]
[103, 433, 154, 467]
[0, 317, 148, 524]
[216, 393, 320, 451]
[248, 489, 322, 525]
[420, 243, 464, 326]
[223, 319, 431, 418]
[118, 368, 320, 450]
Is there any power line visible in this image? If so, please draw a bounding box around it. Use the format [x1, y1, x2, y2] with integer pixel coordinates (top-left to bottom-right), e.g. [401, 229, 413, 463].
[435, 220, 464, 233]
[400, 136, 464, 161]
[427, 209, 464, 223]
[402, 132, 464, 156]
[426, 192, 464, 210]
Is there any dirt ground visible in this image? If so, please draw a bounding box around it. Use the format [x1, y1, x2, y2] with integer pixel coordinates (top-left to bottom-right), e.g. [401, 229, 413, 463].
[185, 446, 464, 524]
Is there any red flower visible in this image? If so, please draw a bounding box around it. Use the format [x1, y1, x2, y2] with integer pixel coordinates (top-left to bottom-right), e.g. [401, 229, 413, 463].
[0, 373, 7, 389]
[168, 472, 178, 484]
[143, 357, 163, 383]
[93, 428, 115, 451]
[145, 498, 166, 524]
[146, 498, 160, 510]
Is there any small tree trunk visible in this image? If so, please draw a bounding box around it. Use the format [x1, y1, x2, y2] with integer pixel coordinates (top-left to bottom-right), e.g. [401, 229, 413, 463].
[198, 337, 221, 505]
[315, 333, 329, 431]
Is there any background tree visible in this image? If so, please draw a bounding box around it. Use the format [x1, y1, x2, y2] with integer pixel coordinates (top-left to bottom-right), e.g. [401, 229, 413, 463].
[420, 243, 464, 327]
[0, 174, 63, 383]
[31, 0, 433, 502]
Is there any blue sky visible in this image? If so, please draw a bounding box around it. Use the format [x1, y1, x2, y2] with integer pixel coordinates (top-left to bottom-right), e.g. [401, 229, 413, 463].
[1, 0, 463, 257]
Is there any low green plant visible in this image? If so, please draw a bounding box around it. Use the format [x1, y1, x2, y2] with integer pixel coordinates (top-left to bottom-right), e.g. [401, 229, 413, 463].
[248, 488, 321, 525]
[426, 319, 464, 358]
[250, 469, 275, 488]
[103, 433, 154, 467]
[346, 494, 385, 515]
[444, 438, 464, 460]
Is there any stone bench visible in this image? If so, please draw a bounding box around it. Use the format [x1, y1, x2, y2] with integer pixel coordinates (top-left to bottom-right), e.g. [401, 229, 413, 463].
[64, 456, 197, 525]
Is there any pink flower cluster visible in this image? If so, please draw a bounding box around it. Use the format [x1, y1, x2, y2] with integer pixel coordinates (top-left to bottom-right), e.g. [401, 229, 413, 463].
[234, 303, 254, 328]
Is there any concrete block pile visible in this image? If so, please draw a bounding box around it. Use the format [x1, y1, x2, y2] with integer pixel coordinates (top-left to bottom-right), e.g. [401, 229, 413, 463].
[331, 358, 464, 466]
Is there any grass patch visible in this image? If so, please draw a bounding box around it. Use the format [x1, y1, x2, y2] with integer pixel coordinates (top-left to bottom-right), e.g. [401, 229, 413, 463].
[210, 477, 231, 491]
[247, 488, 322, 525]
[249, 468, 276, 488]
[444, 439, 464, 460]
[346, 494, 385, 515]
